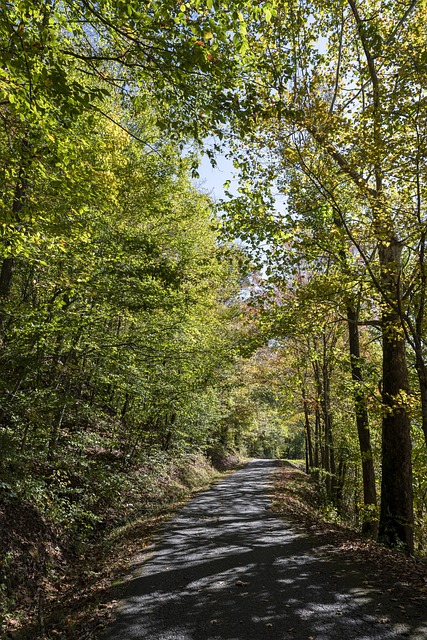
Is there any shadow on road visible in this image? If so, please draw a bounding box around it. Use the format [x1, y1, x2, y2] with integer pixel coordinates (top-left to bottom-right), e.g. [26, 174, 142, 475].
[102, 460, 427, 640]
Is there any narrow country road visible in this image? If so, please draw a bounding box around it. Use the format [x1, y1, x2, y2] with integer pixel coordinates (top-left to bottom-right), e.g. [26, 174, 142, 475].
[102, 460, 427, 640]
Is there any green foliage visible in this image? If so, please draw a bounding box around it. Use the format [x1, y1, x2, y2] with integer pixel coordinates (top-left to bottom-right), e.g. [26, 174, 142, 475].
[209, 0, 427, 551]
[0, 106, 240, 453]
[1, 3, 427, 624]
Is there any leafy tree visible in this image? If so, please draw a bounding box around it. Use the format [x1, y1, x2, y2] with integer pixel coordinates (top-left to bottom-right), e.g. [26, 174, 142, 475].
[0, 87, 243, 474]
[217, 0, 427, 553]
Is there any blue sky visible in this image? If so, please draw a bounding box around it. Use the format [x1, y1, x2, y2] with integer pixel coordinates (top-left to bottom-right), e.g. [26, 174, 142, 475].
[194, 150, 238, 201]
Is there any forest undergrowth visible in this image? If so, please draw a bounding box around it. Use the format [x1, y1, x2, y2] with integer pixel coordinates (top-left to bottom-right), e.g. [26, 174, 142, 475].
[0, 450, 242, 640]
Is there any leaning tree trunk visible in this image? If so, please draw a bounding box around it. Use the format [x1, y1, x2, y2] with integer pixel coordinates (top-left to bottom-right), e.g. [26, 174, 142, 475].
[378, 241, 414, 554]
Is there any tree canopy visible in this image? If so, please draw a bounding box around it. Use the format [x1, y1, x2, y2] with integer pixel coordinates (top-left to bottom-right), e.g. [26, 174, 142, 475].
[1, 0, 427, 595]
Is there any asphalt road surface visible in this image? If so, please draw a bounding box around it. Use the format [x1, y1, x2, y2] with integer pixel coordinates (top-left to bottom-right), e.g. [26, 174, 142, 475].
[102, 459, 427, 640]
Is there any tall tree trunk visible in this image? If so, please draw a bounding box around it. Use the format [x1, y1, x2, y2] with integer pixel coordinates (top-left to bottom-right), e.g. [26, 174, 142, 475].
[335, 454, 347, 515]
[313, 354, 336, 502]
[411, 339, 427, 448]
[378, 241, 414, 553]
[346, 305, 378, 536]
[322, 342, 336, 505]
[409, 223, 427, 449]
[325, 418, 335, 504]
[313, 361, 327, 490]
[302, 381, 314, 472]
[332, 210, 377, 531]
[313, 404, 320, 482]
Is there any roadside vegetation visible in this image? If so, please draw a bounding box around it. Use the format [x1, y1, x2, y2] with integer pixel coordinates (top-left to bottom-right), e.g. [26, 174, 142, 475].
[1, 452, 242, 638]
[273, 463, 427, 604]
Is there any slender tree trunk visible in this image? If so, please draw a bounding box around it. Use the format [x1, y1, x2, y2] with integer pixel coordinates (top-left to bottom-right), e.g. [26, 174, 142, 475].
[325, 420, 335, 504]
[321, 349, 336, 505]
[313, 362, 327, 490]
[335, 454, 347, 514]
[311, 404, 320, 482]
[378, 241, 414, 553]
[304, 432, 309, 474]
[413, 345, 427, 448]
[302, 382, 314, 472]
[346, 305, 378, 536]
[332, 212, 377, 530]
[47, 404, 66, 462]
[0, 141, 30, 331]
[313, 355, 335, 502]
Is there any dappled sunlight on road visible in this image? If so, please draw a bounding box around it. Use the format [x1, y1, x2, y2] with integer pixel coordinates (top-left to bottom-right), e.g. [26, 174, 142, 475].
[102, 460, 427, 640]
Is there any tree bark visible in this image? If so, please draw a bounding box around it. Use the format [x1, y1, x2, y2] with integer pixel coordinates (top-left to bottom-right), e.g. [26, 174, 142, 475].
[335, 455, 347, 514]
[378, 241, 414, 553]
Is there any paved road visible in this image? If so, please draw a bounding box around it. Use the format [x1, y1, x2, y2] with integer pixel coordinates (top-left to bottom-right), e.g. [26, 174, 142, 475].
[102, 460, 427, 639]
